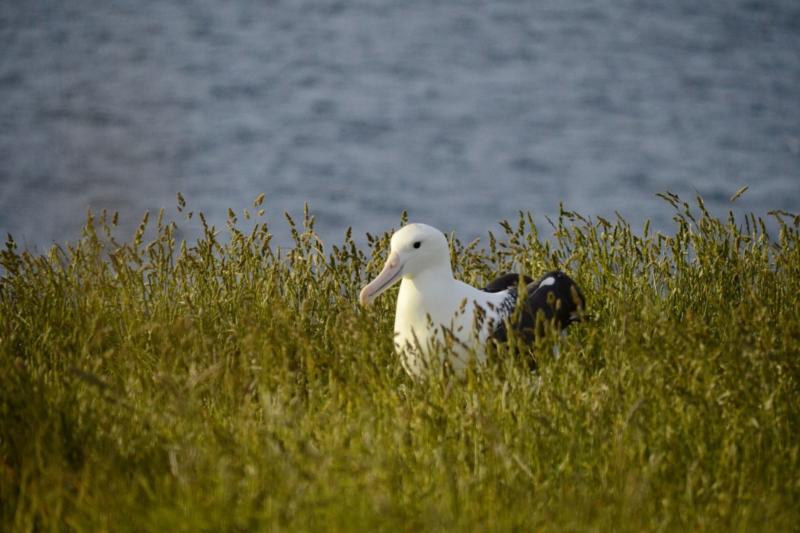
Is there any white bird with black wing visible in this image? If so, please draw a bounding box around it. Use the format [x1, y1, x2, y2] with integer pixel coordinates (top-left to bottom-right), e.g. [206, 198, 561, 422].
[359, 223, 584, 377]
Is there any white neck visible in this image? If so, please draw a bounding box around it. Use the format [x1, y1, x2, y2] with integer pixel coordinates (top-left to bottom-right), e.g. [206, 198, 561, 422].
[395, 262, 506, 335]
[406, 260, 454, 289]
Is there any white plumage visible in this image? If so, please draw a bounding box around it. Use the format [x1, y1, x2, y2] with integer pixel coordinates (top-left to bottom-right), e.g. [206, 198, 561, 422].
[359, 223, 514, 376]
[360, 223, 586, 377]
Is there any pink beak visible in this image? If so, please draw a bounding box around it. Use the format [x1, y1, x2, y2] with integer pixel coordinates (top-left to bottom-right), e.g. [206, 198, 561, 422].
[359, 251, 403, 306]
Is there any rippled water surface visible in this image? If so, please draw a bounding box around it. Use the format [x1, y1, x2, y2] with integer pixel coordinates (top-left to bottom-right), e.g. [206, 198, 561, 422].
[1, 0, 798, 249]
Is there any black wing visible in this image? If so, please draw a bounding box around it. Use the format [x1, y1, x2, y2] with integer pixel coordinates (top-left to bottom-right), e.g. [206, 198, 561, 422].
[488, 270, 585, 343]
[481, 272, 534, 293]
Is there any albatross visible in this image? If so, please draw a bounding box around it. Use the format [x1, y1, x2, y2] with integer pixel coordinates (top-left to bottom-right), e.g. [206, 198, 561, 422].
[359, 223, 584, 377]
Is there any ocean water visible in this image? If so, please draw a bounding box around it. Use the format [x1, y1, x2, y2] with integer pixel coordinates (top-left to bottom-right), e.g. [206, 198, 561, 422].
[1, 0, 798, 250]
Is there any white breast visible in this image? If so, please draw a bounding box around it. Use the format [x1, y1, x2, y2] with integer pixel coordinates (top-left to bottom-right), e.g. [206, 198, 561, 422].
[393, 277, 510, 377]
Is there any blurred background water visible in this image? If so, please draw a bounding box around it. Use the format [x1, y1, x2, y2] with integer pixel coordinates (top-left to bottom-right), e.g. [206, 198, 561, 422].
[1, 0, 798, 251]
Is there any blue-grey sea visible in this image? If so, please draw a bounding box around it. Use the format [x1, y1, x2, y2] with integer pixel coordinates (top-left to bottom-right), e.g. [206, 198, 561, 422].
[1, 0, 798, 250]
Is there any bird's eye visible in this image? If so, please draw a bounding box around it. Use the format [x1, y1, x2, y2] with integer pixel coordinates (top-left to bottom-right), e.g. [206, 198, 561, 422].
[413, 241, 421, 249]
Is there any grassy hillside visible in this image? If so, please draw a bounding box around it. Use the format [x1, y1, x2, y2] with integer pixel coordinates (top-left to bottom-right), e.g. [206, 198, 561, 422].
[1, 194, 799, 531]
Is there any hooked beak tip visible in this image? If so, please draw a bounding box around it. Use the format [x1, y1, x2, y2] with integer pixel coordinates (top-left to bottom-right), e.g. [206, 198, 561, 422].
[358, 288, 372, 307]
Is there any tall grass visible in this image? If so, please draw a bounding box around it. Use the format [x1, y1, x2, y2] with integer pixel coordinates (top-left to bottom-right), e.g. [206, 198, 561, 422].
[1, 194, 798, 531]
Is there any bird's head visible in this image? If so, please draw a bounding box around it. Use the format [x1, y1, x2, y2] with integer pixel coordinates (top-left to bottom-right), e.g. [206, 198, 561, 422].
[359, 223, 450, 306]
